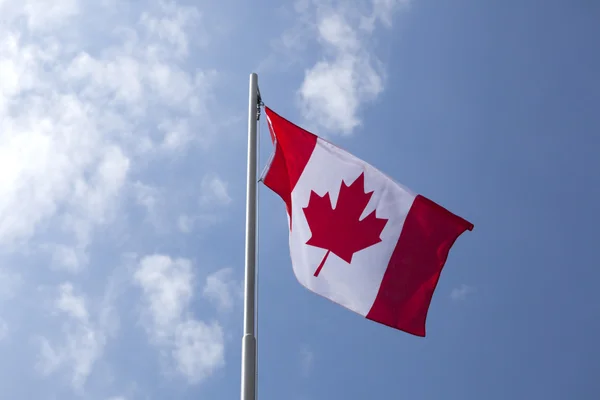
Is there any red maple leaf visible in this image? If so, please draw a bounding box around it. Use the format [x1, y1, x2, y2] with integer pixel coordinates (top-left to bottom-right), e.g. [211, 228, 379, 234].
[302, 172, 388, 277]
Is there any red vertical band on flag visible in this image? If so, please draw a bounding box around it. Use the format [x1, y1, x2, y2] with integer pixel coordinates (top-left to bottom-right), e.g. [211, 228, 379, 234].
[366, 195, 474, 336]
[263, 107, 317, 225]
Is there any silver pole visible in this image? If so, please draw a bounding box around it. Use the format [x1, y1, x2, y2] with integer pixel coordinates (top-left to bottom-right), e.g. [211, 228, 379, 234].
[241, 72, 259, 400]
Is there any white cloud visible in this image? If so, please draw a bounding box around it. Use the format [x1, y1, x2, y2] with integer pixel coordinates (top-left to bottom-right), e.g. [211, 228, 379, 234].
[0, 0, 80, 32]
[318, 13, 361, 52]
[47, 244, 88, 274]
[134, 254, 225, 384]
[299, 55, 380, 133]
[177, 214, 194, 233]
[134, 255, 194, 338]
[140, 1, 202, 58]
[172, 319, 224, 384]
[300, 345, 314, 376]
[202, 268, 242, 313]
[200, 174, 232, 206]
[159, 118, 194, 151]
[36, 282, 113, 392]
[0, 0, 219, 262]
[56, 283, 89, 321]
[130, 173, 233, 234]
[174, 174, 233, 233]
[134, 181, 160, 214]
[132, 181, 168, 230]
[361, 0, 411, 31]
[175, 213, 223, 233]
[273, 0, 410, 135]
[450, 284, 474, 301]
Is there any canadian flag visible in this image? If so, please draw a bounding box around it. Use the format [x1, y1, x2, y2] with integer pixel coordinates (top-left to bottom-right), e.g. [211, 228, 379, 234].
[261, 107, 474, 337]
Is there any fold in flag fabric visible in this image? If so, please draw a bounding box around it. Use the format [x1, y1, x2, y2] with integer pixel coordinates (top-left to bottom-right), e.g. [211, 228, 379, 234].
[261, 106, 474, 337]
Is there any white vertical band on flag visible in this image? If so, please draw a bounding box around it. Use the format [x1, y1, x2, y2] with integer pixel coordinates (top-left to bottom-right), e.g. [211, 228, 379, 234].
[289, 138, 416, 316]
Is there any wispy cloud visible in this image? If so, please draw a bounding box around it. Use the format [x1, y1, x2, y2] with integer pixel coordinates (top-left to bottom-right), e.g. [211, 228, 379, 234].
[202, 268, 243, 313]
[300, 345, 314, 377]
[56, 283, 89, 320]
[200, 173, 233, 206]
[267, 0, 410, 135]
[36, 281, 117, 392]
[133, 181, 165, 230]
[177, 214, 195, 233]
[171, 173, 233, 233]
[133, 254, 225, 384]
[139, 0, 203, 58]
[134, 255, 194, 339]
[450, 284, 474, 301]
[46, 244, 88, 274]
[0, 0, 220, 262]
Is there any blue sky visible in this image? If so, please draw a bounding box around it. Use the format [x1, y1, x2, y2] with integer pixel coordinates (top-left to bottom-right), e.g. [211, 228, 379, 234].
[0, 0, 599, 399]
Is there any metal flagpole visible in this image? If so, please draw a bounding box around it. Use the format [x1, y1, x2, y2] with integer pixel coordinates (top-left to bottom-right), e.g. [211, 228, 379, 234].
[241, 72, 259, 400]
